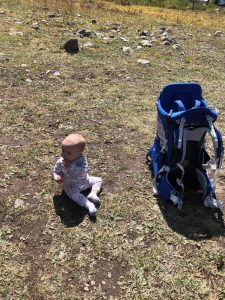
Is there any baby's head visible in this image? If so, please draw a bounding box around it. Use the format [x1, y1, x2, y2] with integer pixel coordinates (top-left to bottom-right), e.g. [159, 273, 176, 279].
[61, 133, 86, 162]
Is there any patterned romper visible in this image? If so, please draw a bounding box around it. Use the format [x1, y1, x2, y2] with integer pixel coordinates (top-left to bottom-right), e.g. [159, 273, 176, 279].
[53, 154, 103, 209]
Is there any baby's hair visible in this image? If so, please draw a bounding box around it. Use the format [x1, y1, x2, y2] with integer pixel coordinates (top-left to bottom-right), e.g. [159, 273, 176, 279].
[62, 133, 86, 153]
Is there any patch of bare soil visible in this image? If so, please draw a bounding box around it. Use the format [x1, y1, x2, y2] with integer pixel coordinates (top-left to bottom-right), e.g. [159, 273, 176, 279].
[14, 215, 52, 299]
[8, 177, 39, 205]
[86, 258, 127, 298]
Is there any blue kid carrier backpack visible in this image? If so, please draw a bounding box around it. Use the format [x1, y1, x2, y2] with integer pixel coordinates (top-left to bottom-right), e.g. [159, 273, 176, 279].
[147, 82, 223, 210]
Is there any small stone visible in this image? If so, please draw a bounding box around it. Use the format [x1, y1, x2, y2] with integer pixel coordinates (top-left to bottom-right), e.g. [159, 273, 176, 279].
[120, 36, 129, 42]
[78, 29, 92, 37]
[90, 280, 95, 286]
[58, 251, 66, 260]
[83, 42, 93, 47]
[215, 30, 223, 36]
[102, 280, 106, 285]
[172, 44, 181, 50]
[52, 71, 60, 77]
[162, 40, 171, 45]
[107, 272, 112, 278]
[14, 199, 24, 208]
[41, 19, 48, 25]
[122, 46, 134, 55]
[31, 22, 39, 30]
[139, 31, 148, 37]
[140, 40, 152, 47]
[48, 13, 56, 18]
[137, 59, 150, 65]
[25, 78, 32, 84]
[84, 286, 89, 291]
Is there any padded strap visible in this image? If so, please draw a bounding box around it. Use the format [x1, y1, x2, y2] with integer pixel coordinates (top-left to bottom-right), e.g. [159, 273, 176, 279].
[171, 100, 185, 112]
[172, 99, 201, 112]
[194, 100, 201, 108]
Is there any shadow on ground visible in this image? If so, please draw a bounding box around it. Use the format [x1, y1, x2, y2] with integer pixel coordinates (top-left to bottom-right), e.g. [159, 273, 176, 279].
[156, 189, 225, 241]
[53, 190, 95, 227]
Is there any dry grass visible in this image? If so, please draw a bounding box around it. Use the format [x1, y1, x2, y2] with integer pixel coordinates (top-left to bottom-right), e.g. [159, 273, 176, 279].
[0, 0, 225, 299]
[100, 1, 225, 29]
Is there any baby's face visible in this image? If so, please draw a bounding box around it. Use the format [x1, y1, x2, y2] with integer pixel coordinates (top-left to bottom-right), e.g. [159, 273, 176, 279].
[61, 144, 81, 162]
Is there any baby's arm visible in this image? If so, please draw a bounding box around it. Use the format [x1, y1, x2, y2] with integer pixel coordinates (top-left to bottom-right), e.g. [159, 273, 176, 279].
[53, 158, 63, 184]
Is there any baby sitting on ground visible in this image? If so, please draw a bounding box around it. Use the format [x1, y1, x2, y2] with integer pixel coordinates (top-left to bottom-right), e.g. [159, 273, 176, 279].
[53, 133, 103, 216]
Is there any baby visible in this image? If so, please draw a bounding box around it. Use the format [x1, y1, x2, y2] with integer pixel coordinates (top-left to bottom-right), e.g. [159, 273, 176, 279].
[53, 133, 103, 216]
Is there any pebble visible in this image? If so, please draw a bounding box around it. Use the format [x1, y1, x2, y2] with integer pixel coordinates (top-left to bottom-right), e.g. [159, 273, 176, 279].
[58, 251, 66, 260]
[83, 42, 93, 47]
[137, 59, 150, 65]
[140, 40, 152, 47]
[122, 46, 133, 55]
[14, 199, 24, 208]
[25, 78, 32, 84]
[31, 22, 39, 30]
[214, 31, 223, 36]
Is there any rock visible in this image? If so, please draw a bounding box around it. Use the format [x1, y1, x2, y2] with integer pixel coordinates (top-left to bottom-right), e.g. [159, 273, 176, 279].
[172, 44, 181, 50]
[64, 39, 79, 53]
[78, 29, 92, 37]
[120, 36, 129, 42]
[31, 22, 39, 30]
[84, 286, 89, 291]
[161, 32, 170, 40]
[137, 45, 142, 50]
[83, 42, 93, 47]
[25, 78, 32, 84]
[137, 59, 150, 65]
[95, 32, 104, 38]
[15, 19, 23, 24]
[162, 40, 171, 45]
[214, 31, 223, 36]
[122, 46, 134, 55]
[139, 31, 148, 37]
[14, 199, 24, 208]
[48, 13, 56, 18]
[111, 25, 120, 31]
[41, 19, 48, 25]
[140, 40, 152, 47]
[52, 71, 60, 77]
[58, 251, 66, 260]
[159, 26, 167, 33]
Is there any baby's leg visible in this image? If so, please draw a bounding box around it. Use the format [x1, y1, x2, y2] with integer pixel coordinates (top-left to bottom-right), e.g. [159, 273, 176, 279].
[87, 176, 103, 207]
[66, 188, 97, 216]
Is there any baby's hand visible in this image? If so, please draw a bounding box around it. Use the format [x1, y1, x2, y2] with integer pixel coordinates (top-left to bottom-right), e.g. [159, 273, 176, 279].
[54, 175, 63, 184]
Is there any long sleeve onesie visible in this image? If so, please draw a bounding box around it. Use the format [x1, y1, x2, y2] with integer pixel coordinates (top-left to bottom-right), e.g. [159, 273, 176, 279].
[53, 154, 102, 210]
